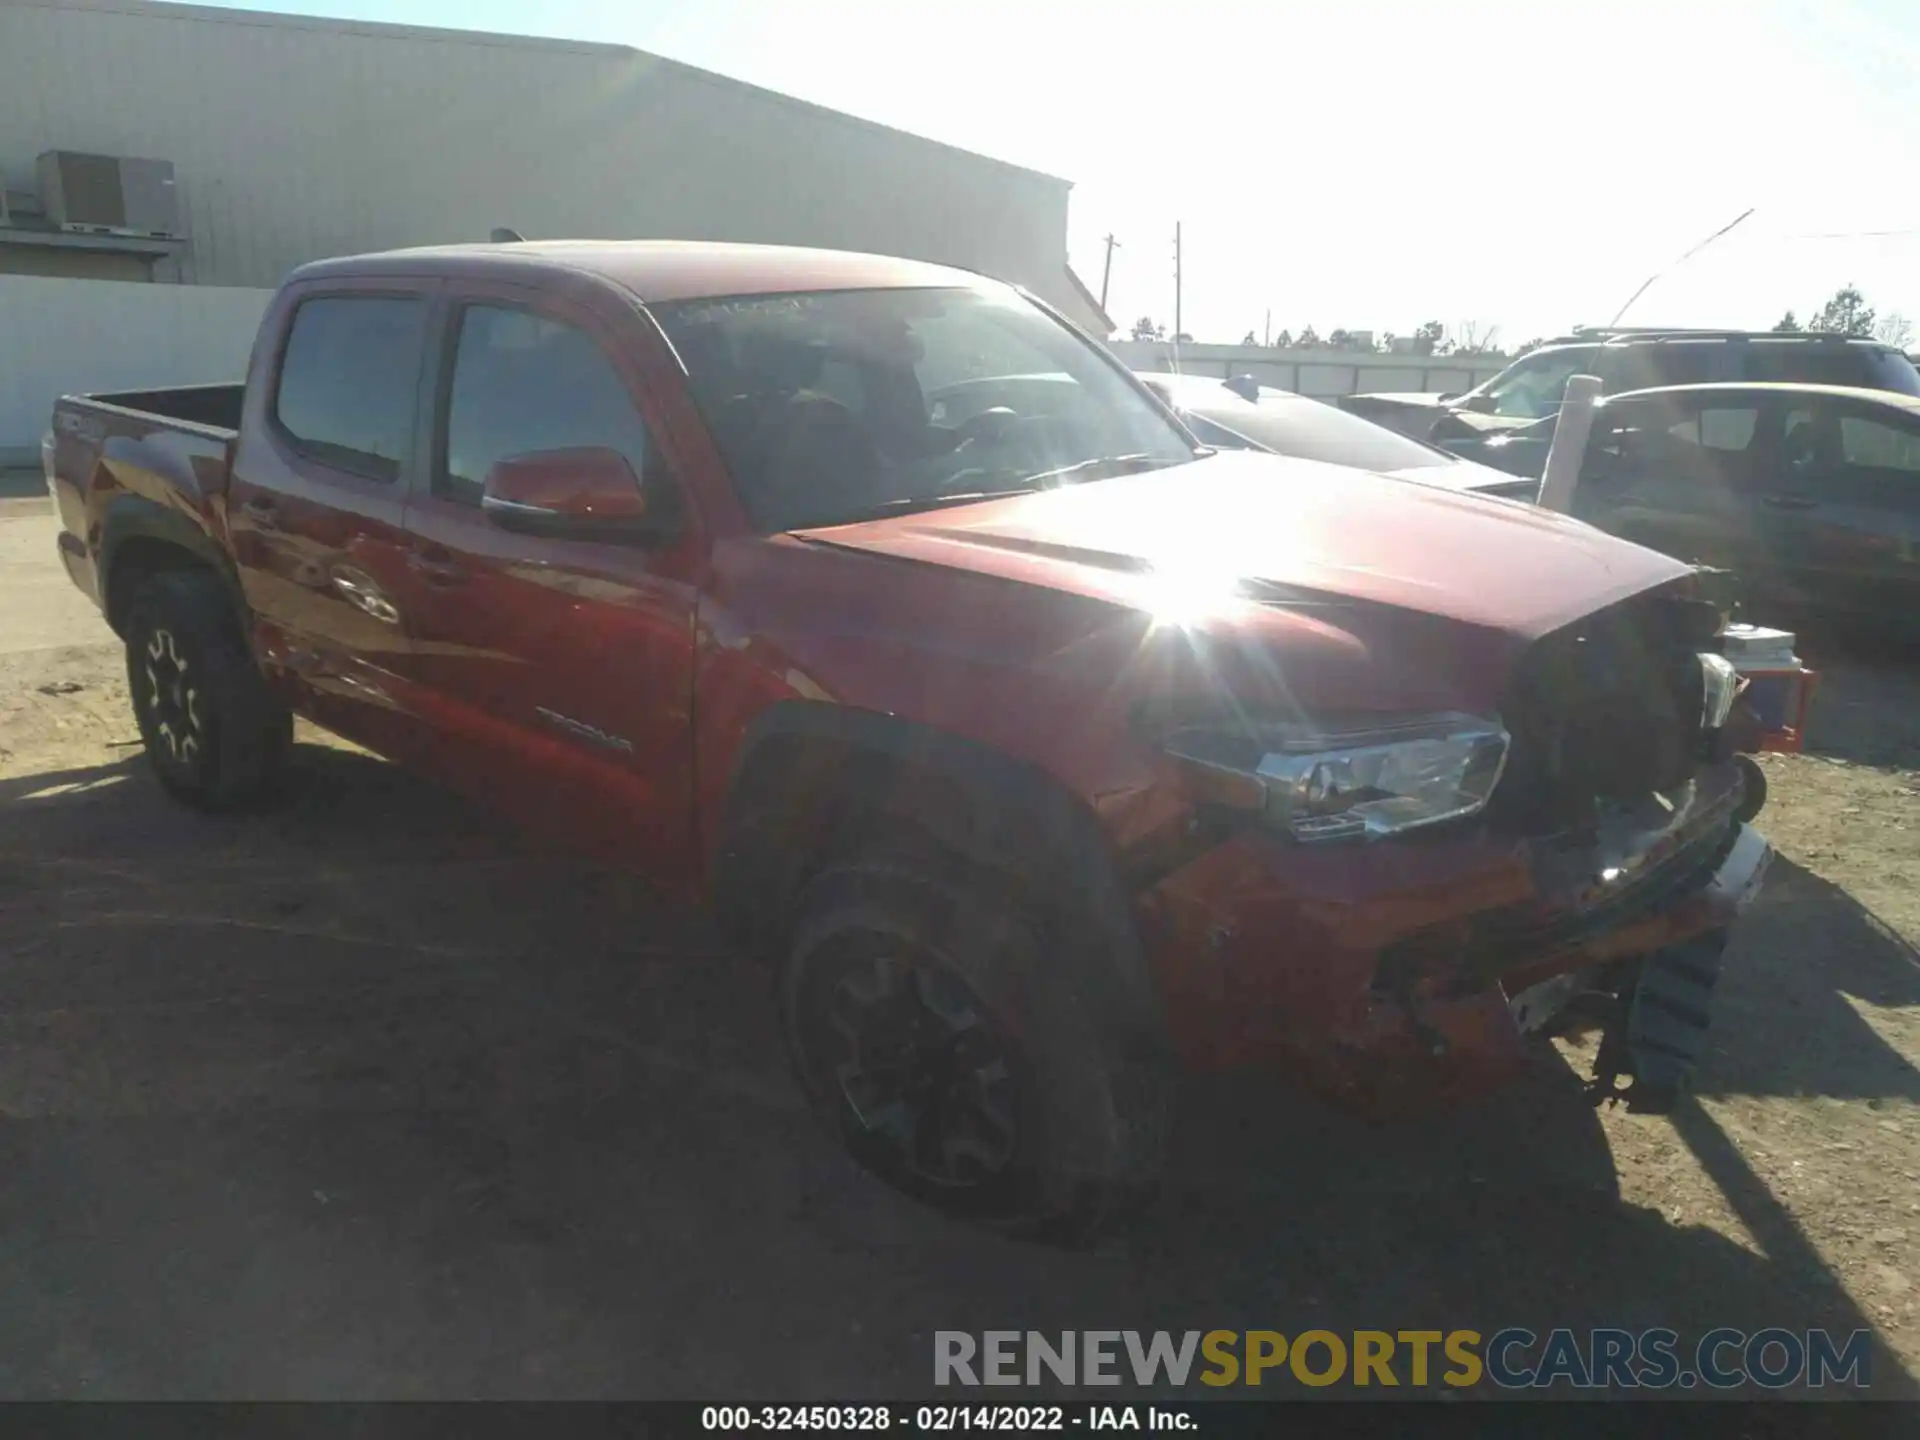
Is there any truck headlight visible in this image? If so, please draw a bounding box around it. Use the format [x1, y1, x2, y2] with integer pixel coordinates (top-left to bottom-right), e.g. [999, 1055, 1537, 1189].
[1164, 713, 1510, 842]
[1700, 652, 1738, 729]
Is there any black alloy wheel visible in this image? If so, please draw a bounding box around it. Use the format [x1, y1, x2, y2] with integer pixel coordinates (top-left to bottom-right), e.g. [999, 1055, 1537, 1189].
[793, 941, 1027, 1199]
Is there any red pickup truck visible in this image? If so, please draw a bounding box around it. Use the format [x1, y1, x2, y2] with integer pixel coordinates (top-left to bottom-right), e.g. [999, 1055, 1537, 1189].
[46, 241, 1772, 1235]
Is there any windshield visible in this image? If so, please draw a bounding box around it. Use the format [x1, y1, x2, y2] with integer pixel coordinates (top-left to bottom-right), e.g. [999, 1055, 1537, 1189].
[1172, 384, 1454, 471]
[654, 286, 1197, 531]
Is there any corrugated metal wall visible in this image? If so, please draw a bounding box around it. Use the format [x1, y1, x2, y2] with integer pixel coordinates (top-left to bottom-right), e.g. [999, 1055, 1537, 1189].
[1107, 340, 1507, 400]
[0, 0, 1088, 320]
[0, 276, 270, 457]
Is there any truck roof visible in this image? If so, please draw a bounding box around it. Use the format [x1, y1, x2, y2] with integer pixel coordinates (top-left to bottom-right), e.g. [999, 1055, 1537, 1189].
[290, 240, 993, 305]
[1607, 380, 1920, 413]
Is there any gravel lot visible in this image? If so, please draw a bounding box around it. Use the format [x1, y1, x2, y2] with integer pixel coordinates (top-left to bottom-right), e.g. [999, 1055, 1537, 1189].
[1, 498, 1915, 1400]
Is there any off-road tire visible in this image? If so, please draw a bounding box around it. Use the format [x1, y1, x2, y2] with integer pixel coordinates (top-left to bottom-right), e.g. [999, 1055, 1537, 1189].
[124, 569, 292, 811]
[777, 858, 1173, 1243]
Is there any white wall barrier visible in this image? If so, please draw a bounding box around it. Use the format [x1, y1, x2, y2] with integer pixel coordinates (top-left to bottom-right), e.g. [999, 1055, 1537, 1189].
[0, 277, 273, 463]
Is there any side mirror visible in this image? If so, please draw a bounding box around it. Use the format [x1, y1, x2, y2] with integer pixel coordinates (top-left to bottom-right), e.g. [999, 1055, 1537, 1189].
[1457, 393, 1499, 414]
[1436, 392, 1460, 403]
[480, 447, 670, 543]
[1222, 374, 1260, 402]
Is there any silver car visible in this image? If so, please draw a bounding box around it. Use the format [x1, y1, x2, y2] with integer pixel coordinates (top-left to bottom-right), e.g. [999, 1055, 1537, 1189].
[1135, 370, 1539, 500]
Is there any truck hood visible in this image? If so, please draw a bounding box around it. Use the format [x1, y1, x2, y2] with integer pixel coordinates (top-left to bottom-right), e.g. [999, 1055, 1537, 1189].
[791, 449, 1689, 642]
[1379, 457, 1537, 496]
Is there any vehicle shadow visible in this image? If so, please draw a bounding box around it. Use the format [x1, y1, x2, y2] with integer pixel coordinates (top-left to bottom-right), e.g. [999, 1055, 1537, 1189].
[0, 746, 1910, 1400]
[1694, 856, 1920, 1104]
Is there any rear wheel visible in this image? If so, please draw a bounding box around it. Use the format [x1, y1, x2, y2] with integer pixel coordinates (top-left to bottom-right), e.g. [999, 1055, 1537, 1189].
[778, 859, 1172, 1241]
[124, 569, 291, 810]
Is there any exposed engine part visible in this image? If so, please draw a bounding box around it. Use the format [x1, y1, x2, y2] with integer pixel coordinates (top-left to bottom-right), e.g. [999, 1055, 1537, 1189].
[1495, 588, 1717, 837]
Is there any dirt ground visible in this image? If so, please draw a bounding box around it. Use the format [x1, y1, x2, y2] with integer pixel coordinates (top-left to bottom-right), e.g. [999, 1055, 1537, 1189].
[1, 498, 1916, 1400]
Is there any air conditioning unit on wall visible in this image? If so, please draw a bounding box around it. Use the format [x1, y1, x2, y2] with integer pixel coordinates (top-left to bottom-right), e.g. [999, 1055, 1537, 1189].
[36, 151, 180, 238]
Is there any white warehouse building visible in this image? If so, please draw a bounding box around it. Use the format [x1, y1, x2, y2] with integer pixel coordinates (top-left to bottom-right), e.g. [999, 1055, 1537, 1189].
[0, 0, 1110, 457]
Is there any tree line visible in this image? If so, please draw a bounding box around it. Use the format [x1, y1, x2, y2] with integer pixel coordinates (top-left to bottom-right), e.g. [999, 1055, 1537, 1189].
[1771, 286, 1911, 349]
[1128, 286, 1914, 356]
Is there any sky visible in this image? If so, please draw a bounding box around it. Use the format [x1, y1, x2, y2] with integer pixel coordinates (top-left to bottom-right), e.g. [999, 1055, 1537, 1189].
[180, 0, 1920, 347]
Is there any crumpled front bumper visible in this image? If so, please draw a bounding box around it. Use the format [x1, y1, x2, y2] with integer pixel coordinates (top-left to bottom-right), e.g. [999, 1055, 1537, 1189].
[1136, 763, 1773, 1112]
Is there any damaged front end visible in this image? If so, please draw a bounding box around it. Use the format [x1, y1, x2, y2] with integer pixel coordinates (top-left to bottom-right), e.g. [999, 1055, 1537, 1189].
[1476, 578, 1774, 1111]
[1474, 771, 1772, 1112]
[1139, 574, 1774, 1114]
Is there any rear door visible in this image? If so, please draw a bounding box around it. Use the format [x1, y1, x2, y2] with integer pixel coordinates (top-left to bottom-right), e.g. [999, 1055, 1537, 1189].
[226, 281, 437, 761]
[1755, 396, 1920, 614]
[393, 284, 705, 886]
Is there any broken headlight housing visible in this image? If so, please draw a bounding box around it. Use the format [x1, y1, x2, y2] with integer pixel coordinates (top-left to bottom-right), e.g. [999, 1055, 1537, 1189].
[1165, 713, 1510, 843]
[1699, 651, 1739, 730]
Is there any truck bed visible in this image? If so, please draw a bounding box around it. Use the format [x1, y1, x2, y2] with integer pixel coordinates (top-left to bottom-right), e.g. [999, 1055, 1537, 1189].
[45, 384, 245, 621]
[80, 383, 245, 437]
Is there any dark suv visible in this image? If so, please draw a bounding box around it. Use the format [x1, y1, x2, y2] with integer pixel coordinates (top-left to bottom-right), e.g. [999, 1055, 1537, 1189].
[1343, 328, 1920, 442]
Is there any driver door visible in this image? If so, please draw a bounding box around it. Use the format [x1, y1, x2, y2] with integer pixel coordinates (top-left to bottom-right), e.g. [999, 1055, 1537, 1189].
[395, 286, 706, 889]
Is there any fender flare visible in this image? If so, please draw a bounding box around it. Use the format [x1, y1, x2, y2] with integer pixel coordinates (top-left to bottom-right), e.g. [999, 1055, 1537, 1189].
[715, 700, 1166, 1051]
[98, 493, 247, 635]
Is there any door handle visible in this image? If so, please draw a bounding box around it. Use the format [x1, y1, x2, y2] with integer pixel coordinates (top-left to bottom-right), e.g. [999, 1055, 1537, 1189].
[330, 568, 401, 625]
[1760, 495, 1818, 511]
[408, 546, 467, 585]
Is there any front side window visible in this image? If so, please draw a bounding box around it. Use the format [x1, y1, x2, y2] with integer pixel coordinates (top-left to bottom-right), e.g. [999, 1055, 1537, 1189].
[655, 286, 1196, 532]
[274, 295, 429, 481]
[440, 306, 656, 503]
[1662, 404, 1760, 452]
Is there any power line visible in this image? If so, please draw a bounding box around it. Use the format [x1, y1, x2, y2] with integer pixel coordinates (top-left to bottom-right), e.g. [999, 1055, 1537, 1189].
[1770, 224, 1920, 240]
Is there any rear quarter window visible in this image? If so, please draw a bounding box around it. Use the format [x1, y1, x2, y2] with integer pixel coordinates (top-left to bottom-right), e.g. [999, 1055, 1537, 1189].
[1743, 342, 1920, 396]
[273, 295, 429, 481]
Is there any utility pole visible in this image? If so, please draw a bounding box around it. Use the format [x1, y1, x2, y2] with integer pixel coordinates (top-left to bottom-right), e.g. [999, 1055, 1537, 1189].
[1264, 308, 1271, 348]
[1099, 233, 1119, 313]
[1173, 222, 1183, 344]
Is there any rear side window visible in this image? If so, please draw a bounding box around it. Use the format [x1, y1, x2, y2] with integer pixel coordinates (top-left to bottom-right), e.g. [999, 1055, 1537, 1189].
[273, 296, 429, 482]
[1861, 348, 1920, 396]
[1839, 414, 1920, 472]
[440, 306, 655, 503]
[1744, 342, 1920, 396]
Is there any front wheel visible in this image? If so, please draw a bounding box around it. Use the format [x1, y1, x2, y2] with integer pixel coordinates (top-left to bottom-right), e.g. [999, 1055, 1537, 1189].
[777, 858, 1173, 1241]
[124, 569, 291, 811]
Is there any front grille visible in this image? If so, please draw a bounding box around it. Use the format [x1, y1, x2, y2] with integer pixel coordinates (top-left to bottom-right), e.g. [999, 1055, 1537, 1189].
[1492, 588, 1718, 836]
